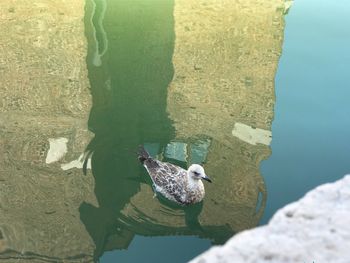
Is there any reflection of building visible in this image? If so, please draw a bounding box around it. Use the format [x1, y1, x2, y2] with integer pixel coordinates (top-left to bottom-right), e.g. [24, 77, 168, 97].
[0, 1, 96, 261]
[164, 0, 288, 231]
[0, 0, 290, 260]
[85, 1, 290, 251]
[80, 0, 289, 258]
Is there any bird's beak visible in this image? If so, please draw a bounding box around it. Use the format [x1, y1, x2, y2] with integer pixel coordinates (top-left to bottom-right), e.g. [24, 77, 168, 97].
[202, 175, 212, 183]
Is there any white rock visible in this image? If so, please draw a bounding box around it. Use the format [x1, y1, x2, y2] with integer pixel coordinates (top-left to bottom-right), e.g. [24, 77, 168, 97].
[190, 175, 350, 263]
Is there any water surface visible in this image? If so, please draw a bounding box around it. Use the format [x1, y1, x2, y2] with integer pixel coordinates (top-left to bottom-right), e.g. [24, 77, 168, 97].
[261, 0, 350, 224]
[1, 0, 349, 262]
[83, 0, 281, 261]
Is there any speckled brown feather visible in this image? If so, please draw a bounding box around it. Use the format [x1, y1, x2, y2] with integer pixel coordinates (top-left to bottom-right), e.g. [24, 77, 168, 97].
[138, 146, 205, 205]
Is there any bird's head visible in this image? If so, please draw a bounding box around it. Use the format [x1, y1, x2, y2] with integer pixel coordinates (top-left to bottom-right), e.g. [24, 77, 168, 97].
[188, 164, 212, 183]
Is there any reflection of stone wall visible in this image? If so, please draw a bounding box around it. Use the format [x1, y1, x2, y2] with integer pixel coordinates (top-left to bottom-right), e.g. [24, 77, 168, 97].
[164, 0, 286, 231]
[0, 1, 96, 262]
[168, 0, 285, 139]
[199, 140, 267, 231]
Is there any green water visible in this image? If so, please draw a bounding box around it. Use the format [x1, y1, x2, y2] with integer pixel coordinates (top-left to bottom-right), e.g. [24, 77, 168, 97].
[81, 0, 350, 262]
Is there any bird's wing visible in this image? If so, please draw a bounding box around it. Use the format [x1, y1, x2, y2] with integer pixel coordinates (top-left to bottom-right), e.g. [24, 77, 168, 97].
[144, 159, 187, 203]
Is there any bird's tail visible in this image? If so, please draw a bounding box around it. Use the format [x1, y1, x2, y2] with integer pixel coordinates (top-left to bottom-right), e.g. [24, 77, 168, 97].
[138, 145, 150, 164]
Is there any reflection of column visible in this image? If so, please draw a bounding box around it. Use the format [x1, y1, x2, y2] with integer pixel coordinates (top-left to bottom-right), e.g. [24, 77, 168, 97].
[165, 0, 288, 231]
[0, 1, 96, 261]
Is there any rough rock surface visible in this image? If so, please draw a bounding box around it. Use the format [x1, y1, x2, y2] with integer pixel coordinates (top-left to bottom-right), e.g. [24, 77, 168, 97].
[190, 175, 350, 263]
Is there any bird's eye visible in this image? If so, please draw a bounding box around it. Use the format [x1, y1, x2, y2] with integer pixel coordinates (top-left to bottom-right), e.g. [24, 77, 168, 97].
[193, 171, 200, 176]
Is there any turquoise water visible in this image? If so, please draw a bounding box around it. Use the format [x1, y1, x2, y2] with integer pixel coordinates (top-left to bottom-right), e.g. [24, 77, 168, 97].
[82, 0, 350, 262]
[261, 0, 350, 224]
[101, 236, 210, 262]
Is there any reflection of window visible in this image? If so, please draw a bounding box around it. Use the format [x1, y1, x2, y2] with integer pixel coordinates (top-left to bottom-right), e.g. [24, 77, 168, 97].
[164, 142, 187, 163]
[144, 139, 211, 166]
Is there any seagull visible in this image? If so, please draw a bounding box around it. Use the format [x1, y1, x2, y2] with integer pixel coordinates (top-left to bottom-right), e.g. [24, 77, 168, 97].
[138, 146, 212, 205]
